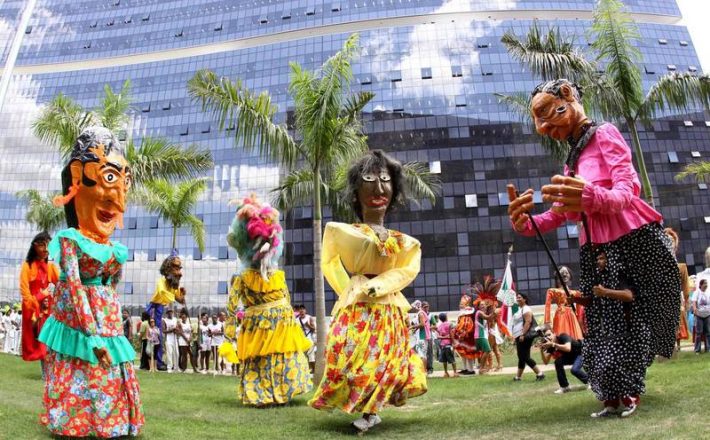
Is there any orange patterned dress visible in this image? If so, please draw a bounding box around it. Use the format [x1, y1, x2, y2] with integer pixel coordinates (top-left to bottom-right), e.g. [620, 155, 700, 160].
[544, 288, 584, 340]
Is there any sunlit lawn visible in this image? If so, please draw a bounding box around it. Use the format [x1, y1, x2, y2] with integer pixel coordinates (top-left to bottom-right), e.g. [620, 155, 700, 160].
[1, 351, 708, 440]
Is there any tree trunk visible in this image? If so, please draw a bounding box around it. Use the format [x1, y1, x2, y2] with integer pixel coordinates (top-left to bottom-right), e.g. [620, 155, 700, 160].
[626, 118, 655, 208]
[312, 169, 327, 385]
[172, 225, 177, 251]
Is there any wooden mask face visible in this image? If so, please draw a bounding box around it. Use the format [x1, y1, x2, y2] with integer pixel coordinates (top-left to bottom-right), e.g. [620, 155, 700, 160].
[530, 84, 586, 141]
[69, 144, 131, 241]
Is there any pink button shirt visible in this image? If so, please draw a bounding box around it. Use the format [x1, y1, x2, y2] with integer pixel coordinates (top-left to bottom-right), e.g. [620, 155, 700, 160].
[517, 123, 662, 245]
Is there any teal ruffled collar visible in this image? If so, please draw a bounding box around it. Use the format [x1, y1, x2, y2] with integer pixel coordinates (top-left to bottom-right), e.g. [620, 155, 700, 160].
[49, 228, 128, 265]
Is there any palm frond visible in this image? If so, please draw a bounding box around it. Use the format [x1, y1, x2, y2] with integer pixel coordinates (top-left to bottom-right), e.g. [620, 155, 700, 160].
[590, 0, 643, 118]
[501, 23, 594, 82]
[270, 168, 317, 211]
[675, 161, 710, 183]
[16, 189, 66, 232]
[133, 178, 207, 251]
[185, 214, 206, 252]
[32, 93, 93, 157]
[401, 162, 441, 205]
[97, 79, 131, 132]
[125, 137, 213, 186]
[637, 72, 710, 122]
[174, 178, 208, 225]
[187, 69, 300, 168]
[580, 72, 627, 122]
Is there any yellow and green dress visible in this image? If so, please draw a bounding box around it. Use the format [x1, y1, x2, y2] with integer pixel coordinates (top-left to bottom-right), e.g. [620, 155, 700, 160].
[230, 269, 312, 406]
[309, 222, 427, 414]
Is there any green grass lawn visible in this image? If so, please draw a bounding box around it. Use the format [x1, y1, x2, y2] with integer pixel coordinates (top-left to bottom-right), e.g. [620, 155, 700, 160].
[1, 352, 708, 440]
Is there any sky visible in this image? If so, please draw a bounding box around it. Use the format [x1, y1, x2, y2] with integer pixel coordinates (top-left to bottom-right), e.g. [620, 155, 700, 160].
[676, 0, 710, 72]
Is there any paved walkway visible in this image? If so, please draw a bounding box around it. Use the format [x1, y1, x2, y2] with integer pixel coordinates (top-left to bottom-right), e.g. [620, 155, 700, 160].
[427, 343, 697, 379]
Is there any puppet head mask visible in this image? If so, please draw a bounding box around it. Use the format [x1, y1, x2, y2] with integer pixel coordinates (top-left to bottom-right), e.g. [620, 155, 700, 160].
[530, 79, 587, 142]
[55, 127, 131, 243]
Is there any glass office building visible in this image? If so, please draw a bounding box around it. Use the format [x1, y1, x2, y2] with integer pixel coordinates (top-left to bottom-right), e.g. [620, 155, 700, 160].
[0, 0, 707, 311]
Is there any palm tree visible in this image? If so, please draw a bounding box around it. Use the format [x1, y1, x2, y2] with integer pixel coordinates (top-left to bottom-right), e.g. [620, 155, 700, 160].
[32, 80, 214, 185]
[676, 162, 710, 183]
[498, 0, 710, 206]
[132, 178, 208, 252]
[188, 33, 440, 382]
[16, 190, 65, 233]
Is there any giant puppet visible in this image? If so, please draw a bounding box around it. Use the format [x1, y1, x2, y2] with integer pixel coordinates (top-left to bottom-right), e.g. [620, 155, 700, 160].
[19, 231, 58, 363]
[38, 127, 143, 437]
[226, 194, 312, 406]
[309, 150, 427, 433]
[508, 79, 680, 418]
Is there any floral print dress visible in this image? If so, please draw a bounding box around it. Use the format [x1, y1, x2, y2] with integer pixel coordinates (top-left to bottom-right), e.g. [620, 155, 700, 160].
[309, 222, 427, 414]
[230, 269, 312, 406]
[38, 228, 143, 438]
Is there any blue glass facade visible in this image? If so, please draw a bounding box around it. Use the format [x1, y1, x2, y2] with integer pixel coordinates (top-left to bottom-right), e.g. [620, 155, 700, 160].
[0, 0, 707, 312]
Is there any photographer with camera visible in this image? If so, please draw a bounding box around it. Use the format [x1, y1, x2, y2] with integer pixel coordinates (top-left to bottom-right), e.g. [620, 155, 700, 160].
[538, 324, 588, 394]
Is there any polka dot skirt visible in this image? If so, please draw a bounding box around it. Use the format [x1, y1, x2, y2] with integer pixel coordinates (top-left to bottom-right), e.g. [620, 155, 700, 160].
[580, 223, 680, 402]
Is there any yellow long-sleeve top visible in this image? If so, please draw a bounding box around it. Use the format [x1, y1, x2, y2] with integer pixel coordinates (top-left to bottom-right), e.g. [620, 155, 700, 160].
[322, 222, 421, 316]
[149, 277, 184, 306]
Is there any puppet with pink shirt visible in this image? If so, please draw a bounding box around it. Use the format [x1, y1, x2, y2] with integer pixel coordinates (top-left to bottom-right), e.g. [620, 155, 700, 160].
[509, 79, 679, 418]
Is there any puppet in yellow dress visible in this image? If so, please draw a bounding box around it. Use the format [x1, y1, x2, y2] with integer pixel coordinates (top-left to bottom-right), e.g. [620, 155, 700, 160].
[309, 150, 427, 432]
[226, 195, 311, 406]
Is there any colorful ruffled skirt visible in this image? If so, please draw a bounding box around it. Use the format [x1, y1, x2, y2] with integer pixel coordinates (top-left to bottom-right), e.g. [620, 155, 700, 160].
[233, 270, 312, 406]
[39, 317, 143, 438]
[309, 303, 427, 414]
[453, 315, 480, 360]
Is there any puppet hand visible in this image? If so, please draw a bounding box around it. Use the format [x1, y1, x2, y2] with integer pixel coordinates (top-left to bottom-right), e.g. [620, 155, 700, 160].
[508, 188, 535, 231]
[94, 347, 112, 369]
[592, 285, 606, 298]
[542, 175, 586, 213]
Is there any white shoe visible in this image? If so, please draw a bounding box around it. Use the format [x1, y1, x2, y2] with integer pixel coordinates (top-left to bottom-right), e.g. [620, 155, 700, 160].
[554, 387, 571, 394]
[352, 415, 381, 432]
[620, 404, 637, 418]
[591, 406, 619, 418]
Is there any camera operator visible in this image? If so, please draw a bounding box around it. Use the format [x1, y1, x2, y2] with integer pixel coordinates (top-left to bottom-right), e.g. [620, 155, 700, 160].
[538, 324, 588, 394]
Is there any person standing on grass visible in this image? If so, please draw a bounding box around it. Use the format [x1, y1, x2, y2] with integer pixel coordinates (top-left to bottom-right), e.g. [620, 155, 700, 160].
[692, 279, 710, 353]
[413, 301, 434, 375]
[19, 232, 59, 364]
[297, 304, 317, 374]
[138, 312, 150, 370]
[198, 313, 211, 373]
[474, 301, 493, 375]
[208, 313, 225, 373]
[147, 318, 160, 371]
[163, 308, 179, 372]
[436, 313, 458, 377]
[538, 324, 588, 394]
[176, 309, 192, 372]
[122, 309, 133, 340]
[511, 293, 545, 382]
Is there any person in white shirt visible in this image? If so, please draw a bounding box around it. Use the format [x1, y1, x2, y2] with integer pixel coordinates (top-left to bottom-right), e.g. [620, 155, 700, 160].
[693, 279, 710, 353]
[512, 293, 545, 382]
[208, 313, 225, 373]
[296, 305, 317, 373]
[198, 313, 211, 373]
[7, 308, 20, 355]
[0, 306, 10, 353]
[176, 310, 192, 372]
[162, 309, 179, 372]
